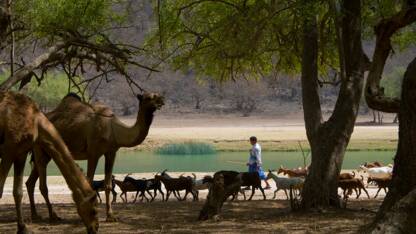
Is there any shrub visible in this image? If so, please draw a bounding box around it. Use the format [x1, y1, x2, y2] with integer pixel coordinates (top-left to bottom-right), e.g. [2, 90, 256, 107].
[156, 142, 216, 155]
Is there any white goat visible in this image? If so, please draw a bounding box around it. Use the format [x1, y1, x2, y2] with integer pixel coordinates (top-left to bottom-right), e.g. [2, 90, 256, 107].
[358, 166, 392, 179]
[180, 173, 211, 200]
[266, 170, 304, 200]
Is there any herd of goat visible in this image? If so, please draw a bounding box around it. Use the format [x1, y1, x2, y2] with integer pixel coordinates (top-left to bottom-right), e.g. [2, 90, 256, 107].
[93, 161, 393, 203]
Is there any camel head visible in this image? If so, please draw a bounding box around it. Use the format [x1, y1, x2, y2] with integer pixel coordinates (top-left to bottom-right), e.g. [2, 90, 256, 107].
[137, 92, 164, 111]
[76, 192, 99, 234]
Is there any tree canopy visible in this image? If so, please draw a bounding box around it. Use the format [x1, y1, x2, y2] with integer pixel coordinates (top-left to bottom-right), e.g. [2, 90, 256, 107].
[146, 0, 415, 84]
[0, 0, 155, 94]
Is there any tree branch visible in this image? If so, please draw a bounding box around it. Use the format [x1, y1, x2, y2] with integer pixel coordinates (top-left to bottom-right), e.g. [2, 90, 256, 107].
[301, 15, 322, 141]
[365, 6, 416, 113]
[0, 43, 66, 91]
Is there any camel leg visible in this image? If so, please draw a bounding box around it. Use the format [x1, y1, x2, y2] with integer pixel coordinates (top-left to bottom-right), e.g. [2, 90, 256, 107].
[86, 156, 99, 184]
[111, 188, 117, 203]
[13, 155, 30, 234]
[104, 152, 117, 222]
[33, 146, 61, 222]
[0, 153, 14, 198]
[25, 165, 42, 221]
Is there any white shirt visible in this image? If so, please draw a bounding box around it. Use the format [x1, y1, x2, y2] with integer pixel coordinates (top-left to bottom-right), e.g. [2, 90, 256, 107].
[248, 143, 262, 166]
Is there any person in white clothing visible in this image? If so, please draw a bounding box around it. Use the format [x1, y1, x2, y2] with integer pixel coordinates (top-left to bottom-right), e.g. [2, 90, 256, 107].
[246, 136, 271, 189]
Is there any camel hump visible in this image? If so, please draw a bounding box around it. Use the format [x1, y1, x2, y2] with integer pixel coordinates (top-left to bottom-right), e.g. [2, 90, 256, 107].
[64, 92, 82, 101]
[92, 102, 113, 117]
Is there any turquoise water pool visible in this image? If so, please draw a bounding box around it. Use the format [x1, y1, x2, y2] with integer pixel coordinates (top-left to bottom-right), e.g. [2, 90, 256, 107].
[20, 150, 395, 176]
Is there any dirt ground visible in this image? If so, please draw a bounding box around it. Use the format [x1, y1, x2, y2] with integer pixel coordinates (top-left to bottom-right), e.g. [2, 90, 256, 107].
[0, 198, 381, 233]
[0, 171, 384, 233]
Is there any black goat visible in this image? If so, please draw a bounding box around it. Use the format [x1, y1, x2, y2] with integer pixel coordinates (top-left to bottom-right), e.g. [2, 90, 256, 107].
[155, 175, 196, 201]
[123, 175, 151, 202]
[212, 171, 265, 201]
[145, 178, 164, 202]
[92, 175, 117, 203]
[240, 172, 266, 200]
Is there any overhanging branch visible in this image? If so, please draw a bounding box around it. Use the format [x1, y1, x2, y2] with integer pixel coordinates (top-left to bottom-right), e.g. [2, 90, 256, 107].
[365, 6, 416, 113]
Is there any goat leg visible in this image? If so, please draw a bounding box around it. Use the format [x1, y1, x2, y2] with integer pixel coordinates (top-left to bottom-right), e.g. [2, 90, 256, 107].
[375, 188, 381, 198]
[96, 191, 102, 203]
[147, 190, 154, 202]
[133, 191, 140, 203]
[363, 187, 370, 199]
[165, 191, 171, 201]
[259, 186, 266, 200]
[158, 188, 164, 201]
[142, 191, 149, 202]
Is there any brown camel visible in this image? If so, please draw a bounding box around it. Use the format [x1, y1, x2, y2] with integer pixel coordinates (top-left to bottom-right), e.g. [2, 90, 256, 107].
[26, 92, 164, 222]
[0, 91, 98, 234]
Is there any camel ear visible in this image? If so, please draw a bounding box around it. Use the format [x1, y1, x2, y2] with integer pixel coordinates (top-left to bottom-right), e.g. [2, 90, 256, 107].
[137, 94, 143, 102]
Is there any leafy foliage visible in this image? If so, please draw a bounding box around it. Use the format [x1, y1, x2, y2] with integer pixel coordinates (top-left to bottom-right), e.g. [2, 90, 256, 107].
[147, 0, 416, 83]
[381, 66, 405, 98]
[0, 72, 83, 110]
[14, 0, 117, 39]
[146, 0, 326, 80]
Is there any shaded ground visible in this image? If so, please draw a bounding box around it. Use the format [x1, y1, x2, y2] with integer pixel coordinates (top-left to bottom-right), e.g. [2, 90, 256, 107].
[0, 199, 381, 233]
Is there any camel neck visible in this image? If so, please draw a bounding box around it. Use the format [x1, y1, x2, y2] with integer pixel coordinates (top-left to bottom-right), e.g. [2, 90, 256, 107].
[112, 106, 155, 148]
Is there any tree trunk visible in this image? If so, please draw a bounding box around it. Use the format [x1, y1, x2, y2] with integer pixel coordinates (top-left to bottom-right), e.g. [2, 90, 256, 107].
[198, 173, 225, 221]
[0, 0, 9, 46]
[301, 0, 364, 209]
[370, 56, 416, 233]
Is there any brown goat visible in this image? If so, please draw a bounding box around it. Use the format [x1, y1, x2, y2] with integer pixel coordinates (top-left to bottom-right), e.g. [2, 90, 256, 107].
[277, 166, 308, 178]
[363, 161, 384, 168]
[339, 171, 355, 180]
[338, 176, 370, 199]
[367, 177, 391, 198]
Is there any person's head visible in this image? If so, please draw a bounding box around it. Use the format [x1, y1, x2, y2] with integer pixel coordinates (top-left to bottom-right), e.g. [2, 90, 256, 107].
[249, 136, 257, 145]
